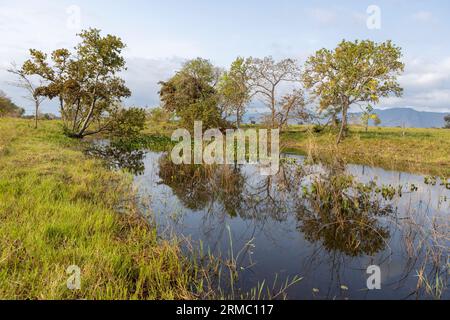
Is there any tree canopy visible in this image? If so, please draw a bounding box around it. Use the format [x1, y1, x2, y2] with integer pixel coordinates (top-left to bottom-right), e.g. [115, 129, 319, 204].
[218, 57, 252, 128]
[21, 28, 140, 138]
[303, 40, 404, 144]
[159, 58, 227, 130]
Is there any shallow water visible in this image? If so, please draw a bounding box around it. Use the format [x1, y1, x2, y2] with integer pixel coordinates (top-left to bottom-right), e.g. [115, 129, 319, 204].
[129, 151, 449, 300]
[88, 142, 449, 299]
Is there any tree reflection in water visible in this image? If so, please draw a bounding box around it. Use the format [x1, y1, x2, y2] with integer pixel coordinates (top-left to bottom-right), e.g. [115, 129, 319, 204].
[158, 154, 246, 215]
[157, 153, 397, 258]
[295, 160, 393, 257]
[85, 141, 146, 176]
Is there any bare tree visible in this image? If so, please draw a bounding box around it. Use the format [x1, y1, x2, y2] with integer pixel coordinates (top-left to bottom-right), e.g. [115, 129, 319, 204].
[276, 88, 308, 128]
[248, 57, 303, 129]
[7, 63, 46, 128]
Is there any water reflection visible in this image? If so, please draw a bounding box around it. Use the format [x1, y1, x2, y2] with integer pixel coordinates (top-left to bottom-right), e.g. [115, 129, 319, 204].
[88, 141, 449, 299]
[156, 154, 395, 258]
[85, 141, 146, 175]
[295, 165, 392, 257]
[158, 155, 246, 215]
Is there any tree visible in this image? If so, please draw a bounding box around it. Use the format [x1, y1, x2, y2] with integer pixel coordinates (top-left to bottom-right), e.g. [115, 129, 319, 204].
[361, 105, 381, 132]
[0, 90, 25, 118]
[21, 28, 133, 138]
[248, 56, 305, 129]
[444, 115, 450, 129]
[159, 58, 226, 130]
[108, 107, 146, 138]
[7, 63, 46, 128]
[218, 57, 252, 128]
[303, 40, 404, 144]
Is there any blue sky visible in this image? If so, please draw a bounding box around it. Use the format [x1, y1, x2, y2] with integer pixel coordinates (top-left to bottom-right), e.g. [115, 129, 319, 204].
[1, 0, 450, 114]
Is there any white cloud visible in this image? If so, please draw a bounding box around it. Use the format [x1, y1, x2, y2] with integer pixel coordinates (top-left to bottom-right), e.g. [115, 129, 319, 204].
[122, 57, 185, 108]
[382, 57, 450, 112]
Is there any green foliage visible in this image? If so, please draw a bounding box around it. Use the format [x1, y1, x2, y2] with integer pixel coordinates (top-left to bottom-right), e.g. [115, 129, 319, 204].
[361, 105, 381, 131]
[0, 90, 24, 118]
[303, 40, 404, 144]
[148, 107, 172, 124]
[159, 58, 226, 130]
[22, 28, 132, 138]
[108, 107, 146, 138]
[218, 57, 252, 127]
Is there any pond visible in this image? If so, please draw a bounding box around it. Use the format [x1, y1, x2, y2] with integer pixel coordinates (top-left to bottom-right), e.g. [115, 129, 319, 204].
[88, 142, 449, 300]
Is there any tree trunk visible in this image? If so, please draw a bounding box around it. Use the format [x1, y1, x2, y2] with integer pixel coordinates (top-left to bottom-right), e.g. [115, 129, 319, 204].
[331, 113, 338, 128]
[77, 97, 97, 138]
[34, 100, 39, 129]
[336, 104, 348, 145]
[236, 109, 241, 129]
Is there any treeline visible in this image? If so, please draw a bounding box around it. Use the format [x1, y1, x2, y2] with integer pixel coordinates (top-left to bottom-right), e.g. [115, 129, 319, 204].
[12, 28, 406, 143]
[159, 40, 404, 144]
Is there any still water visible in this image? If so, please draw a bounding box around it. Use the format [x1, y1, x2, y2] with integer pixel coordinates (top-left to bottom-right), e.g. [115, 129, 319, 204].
[89, 143, 449, 299]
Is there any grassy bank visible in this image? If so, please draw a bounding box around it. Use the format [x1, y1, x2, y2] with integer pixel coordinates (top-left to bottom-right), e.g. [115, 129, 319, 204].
[144, 121, 450, 177]
[282, 126, 450, 177]
[0, 118, 197, 299]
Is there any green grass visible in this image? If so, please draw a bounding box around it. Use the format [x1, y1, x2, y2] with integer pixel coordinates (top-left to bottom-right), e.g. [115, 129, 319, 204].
[281, 125, 450, 177]
[0, 118, 198, 300]
[143, 120, 450, 176]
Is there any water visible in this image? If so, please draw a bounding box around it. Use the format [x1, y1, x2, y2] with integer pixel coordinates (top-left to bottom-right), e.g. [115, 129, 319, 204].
[88, 143, 449, 299]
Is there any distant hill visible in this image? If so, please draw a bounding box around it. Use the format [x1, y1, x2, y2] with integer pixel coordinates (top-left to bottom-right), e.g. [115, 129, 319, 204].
[241, 108, 449, 128]
[350, 108, 449, 128]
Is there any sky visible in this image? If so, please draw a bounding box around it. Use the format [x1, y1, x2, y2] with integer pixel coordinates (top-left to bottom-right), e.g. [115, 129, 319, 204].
[1, 0, 450, 115]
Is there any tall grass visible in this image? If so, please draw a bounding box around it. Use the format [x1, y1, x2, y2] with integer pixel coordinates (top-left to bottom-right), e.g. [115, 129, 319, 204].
[0, 118, 199, 299]
[282, 125, 450, 177]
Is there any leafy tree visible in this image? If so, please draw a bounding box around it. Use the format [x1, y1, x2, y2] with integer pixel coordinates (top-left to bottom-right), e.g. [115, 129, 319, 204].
[248, 56, 306, 129]
[22, 28, 133, 138]
[303, 40, 404, 144]
[148, 107, 172, 123]
[108, 107, 146, 138]
[218, 57, 252, 128]
[444, 115, 450, 129]
[361, 105, 381, 132]
[159, 58, 226, 130]
[0, 90, 25, 118]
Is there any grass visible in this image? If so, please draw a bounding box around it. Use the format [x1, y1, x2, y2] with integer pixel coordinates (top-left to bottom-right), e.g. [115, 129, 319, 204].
[0, 118, 199, 300]
[281, 125, 450, 177]
[143, 120, 450, 176]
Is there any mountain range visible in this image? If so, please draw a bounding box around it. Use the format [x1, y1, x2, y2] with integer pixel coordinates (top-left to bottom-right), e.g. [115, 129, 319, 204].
[242, 108, 449, 128]
[349, 108, 449, 128]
